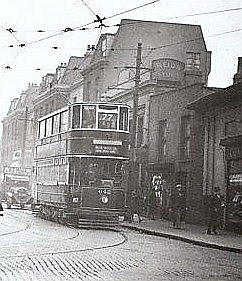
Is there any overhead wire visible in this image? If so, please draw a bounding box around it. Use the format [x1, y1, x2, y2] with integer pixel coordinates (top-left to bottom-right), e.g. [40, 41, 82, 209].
[0, 5, 241, 35]
[2, 26, 241, 72]
[78, 0, 97, 18]
[0, 24, 20, 44]
[10, 0, 162, 47]
[163, 6, 242, 20]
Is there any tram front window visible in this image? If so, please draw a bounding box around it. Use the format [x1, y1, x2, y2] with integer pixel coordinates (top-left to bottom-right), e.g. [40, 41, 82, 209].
[81, 105, 96, 128]
[98, 113, 117, 129]
[80, 159, 124, 187]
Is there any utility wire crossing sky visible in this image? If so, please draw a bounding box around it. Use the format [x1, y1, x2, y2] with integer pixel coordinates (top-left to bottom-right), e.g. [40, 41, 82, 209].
[0, 0, 241, 137]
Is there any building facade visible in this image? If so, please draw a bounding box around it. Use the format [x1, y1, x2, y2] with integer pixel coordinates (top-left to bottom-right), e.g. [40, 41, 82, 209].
[81, 19, 211, 103]
[80, 19, 212, 206]
[187, 58, 242, 228]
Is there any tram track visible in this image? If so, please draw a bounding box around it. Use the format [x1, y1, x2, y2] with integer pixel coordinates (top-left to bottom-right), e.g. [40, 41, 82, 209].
[0, 209, 128, 260]
[0, 212, 31, 237]
[0, 227, 128, 259]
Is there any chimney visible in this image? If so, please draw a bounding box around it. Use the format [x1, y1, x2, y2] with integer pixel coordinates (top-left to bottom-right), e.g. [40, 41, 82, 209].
[233, 57, 242, 84]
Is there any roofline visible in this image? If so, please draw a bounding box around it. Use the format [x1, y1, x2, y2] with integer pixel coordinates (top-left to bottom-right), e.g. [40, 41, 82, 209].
[120, 18, 202, 28]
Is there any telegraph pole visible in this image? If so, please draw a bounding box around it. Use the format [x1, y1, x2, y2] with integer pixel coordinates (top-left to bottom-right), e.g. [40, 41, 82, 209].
[130, 42, 142, 163]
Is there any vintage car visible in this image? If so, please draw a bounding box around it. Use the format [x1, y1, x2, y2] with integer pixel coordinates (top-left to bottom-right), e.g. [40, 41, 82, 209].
[6, 186, 33, 209]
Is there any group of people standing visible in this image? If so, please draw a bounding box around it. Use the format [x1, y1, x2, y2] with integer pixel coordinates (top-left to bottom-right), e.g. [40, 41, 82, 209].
[129, 183, 224, 235]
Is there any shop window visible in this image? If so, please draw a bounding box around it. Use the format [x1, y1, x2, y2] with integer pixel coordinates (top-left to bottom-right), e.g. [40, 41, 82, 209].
[158, 119, 167, 159]
[186, 52, 201, 70]
[180, 116, 191, 160]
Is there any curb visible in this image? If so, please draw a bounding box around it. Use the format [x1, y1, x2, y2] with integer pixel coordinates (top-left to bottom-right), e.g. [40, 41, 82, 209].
[121, 224, 242, 254]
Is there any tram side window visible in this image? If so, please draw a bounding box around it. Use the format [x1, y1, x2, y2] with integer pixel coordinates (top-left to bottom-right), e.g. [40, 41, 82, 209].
[52, 114, 60, 135]
[46, 117, 53, 137]
[119, 107, 128, 131]
[72, 105, 80, 129]
[39, 120, 46, 139]
[60, 110, 68, 132]
[82, 105, 96, 128]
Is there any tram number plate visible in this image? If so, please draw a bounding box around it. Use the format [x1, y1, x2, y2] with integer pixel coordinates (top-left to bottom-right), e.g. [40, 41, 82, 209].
[98, 189, 111, 195]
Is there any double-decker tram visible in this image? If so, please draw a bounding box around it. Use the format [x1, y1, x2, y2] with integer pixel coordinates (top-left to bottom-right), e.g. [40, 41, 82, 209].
[33, 102, 130, 227]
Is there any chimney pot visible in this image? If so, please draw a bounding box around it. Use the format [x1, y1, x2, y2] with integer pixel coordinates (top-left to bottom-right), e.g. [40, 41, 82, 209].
[233, 57, 242, 84]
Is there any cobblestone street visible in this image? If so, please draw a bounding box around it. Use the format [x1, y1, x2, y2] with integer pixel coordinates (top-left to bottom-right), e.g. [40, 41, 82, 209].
[0, 209, 241, 281]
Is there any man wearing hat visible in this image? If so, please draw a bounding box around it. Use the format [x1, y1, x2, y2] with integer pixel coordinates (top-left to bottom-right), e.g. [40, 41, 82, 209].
[207, 186, 223, 235]
[170, 183, 186, 229]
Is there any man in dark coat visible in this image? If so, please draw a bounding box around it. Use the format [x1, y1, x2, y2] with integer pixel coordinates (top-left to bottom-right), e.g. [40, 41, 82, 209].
[207, 186, 223, 235]
[170, 184, 186, 229]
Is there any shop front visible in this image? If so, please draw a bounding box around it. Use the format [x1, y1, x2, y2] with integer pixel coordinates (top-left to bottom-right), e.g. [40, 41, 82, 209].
[220, 135, 242, 232]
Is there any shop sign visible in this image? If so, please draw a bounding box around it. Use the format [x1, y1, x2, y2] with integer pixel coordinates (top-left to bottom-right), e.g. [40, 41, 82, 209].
[151, 58, 185, 82]
[3, 166, 31, 176]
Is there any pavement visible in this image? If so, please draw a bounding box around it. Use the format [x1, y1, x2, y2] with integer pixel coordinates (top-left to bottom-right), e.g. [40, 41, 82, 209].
[121, 217, 242, 254]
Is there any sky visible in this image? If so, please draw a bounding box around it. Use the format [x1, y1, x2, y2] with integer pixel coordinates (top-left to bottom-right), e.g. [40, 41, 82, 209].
[0, 0, 241, 137]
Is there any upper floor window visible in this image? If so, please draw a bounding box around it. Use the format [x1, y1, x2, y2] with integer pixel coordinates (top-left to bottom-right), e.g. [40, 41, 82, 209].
[180, 115, 191, 160]
[158, 119, 167, 159]
[186, 52, 201, 70]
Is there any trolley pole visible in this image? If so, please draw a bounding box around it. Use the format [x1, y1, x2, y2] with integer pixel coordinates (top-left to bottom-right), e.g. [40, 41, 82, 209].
[126, 42, 142, 209]
[130, 42, 142, 163]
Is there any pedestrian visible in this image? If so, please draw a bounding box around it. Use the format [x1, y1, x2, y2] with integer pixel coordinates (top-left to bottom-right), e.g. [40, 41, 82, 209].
[206, 186, 223, 235]
[147, 188, 156, 220]
[170, 184, 186, 229]
[130, 190, 140, 223]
